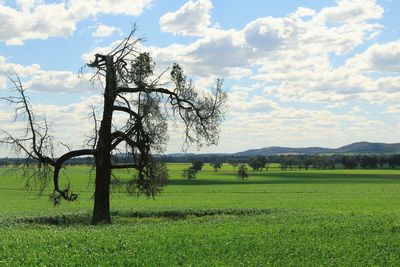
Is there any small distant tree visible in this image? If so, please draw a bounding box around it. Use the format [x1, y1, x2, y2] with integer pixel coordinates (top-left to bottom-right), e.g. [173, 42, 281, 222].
[211, 161, 223, 172]
[182, 167, 197, 180]
[237, 163, 248, 180]
[282, 155, 299, 170]
[191, 160, 204, 172]
[248, 155, 268, 171]
[280, 156, 288, 171]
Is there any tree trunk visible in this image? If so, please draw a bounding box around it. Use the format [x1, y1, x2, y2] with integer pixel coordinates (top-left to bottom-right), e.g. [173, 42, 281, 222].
[92, 156, 111, 224]
[91, 56, 116, 225]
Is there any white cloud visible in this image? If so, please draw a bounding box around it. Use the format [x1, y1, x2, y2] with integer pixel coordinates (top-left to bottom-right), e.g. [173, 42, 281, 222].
[1, 95, 104, 155]
[159, 0, 213, 36]
[210, 103, 389, 152]
[351, 105, 363, 113]
[81, 0, 397, 112]
[242, 2, 382, 56]
[3, 0, 398, 155]
[150, 0, 384, 85]
[186, 30, 251, 73]
[0, 0, 152, 45]
[377, 76, 400, 92]
[386, 105, 400, 114]
[0, 57, 41, 79]
[0, 2, 75, 45]
[244, 17, 299, 51]
[294, 7, 315, 17]
[92, 24, 122, 38]
[0, 56, 95, 93]
[316, 0, 383, 23]
[345, 40, 400, 72]
[16, 0, 41, 12]
[75, 0, 152, 16]
[25, 71, 95, 93]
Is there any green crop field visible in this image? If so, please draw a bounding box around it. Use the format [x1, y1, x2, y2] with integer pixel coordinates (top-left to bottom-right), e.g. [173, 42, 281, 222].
[1, 164, 400, 266]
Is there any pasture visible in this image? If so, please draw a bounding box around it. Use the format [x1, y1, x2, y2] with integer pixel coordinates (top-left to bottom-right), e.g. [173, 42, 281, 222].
[1, 163, 400, 266]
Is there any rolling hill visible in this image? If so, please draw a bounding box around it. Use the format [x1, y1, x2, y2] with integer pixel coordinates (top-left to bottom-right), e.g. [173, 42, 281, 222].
[233, 142, 400, 157]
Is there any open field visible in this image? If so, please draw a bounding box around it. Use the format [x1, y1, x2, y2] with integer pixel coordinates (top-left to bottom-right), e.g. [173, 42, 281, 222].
[1, 164, 400, 266]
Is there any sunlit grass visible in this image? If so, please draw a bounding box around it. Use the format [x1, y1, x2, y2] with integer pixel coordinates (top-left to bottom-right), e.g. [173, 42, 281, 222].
[1, 164, 400, 265]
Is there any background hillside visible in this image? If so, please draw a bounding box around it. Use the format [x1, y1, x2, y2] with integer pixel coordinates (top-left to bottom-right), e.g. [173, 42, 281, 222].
[233, 142, 400, 157]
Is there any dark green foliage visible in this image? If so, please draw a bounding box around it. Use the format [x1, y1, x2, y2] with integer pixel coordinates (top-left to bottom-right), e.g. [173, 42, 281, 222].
[210, 161, 223, 172]
[388, 154, 400, 168]
[237, 163, 249, 180]
[280, 155, 300, 170]
[311, 155, 335, 169]
[191, 160, 204, 172]
[341, 155, 359, 169]
[248, 155, 268, 171]
[130, 52, 155, 85]
[360, 155, 378, 169]
[182, 167, 197, 180]
[10, 208, 278, 225]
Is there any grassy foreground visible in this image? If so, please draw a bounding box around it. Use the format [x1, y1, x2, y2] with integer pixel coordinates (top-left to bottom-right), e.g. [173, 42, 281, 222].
[1, 164, 400, 266]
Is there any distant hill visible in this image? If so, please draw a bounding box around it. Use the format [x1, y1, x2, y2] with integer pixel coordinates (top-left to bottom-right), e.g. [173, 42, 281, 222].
[335, 142, 400, 154]
[233, 142, 400, 157]
[2, 142, 398, 164]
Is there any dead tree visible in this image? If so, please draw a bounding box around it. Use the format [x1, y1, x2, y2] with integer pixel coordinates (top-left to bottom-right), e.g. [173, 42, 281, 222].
[0, 30, 227, 224]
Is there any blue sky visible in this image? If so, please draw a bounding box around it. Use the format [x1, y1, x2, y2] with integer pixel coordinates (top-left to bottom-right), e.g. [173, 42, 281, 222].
[0, 0, 399, 156]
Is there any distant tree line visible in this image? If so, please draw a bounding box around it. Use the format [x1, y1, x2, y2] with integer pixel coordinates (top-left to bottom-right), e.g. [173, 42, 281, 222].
[274, 154, 400, 170]
[0, 157, 95, 167]
[222, 154, 400, 170]
[2, 154, 400, 170]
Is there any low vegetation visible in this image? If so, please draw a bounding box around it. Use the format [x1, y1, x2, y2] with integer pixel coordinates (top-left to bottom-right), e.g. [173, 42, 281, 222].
[1, 163, 400, 265]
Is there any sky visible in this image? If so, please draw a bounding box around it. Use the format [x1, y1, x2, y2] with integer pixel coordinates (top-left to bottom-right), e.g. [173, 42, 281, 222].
[0, 0, 399, 157]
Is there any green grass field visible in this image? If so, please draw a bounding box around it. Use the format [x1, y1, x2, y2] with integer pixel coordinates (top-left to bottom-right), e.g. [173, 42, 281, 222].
[1, 164, 400, 266]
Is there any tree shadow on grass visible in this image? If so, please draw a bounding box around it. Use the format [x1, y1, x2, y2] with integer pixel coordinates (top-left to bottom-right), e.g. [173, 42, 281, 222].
[169, 172, 400, 186]
[14, 213, 92, 226]
[12, 208, 281, 226]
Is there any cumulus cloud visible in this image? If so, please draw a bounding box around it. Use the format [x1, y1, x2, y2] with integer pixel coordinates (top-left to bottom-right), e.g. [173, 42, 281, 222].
[211, 102, 389, 152]
[316, 0, 383, 23]
[76, 0, 395, 113]
[0, 2, 75, 45]
[159, 0, 213, 36]
[158, 0, 398, 149]
[186, 30, 251, 74]
[92, 24, 122, 38]
[152, 0, 384, 84]
[345, 40, 400, 72]
[0, 56, 95, 93]
[242, 1, 382, 55]
[26, 71, 95, 93]
[80, 0, 396, 115]
[244, 17, 299, 51]
[0, 58, 40, 78]
[70, 0, 153, 17]
[386, 105, 400, 114]
[0, 0, 152, 45]
[2, 0, 398, 155]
